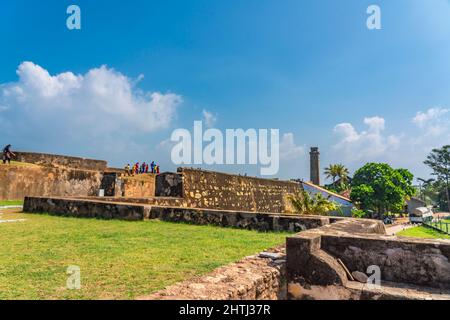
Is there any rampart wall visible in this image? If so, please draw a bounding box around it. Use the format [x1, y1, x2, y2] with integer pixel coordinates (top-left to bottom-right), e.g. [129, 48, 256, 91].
[14, 151, 107, 171]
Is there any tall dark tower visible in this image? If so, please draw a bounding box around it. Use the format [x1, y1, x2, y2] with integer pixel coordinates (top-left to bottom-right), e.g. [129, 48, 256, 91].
[309, 147, 320, 185]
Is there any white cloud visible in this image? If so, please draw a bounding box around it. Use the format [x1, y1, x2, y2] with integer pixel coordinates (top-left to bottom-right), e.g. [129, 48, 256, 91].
[0, 61, 182, 133]
[280, 132, 305, 160]
[0, 62, 182, 162]
[202, 109, 217, 128]
[333, 116, 401, 162]
[364, 116, 385, 133]
[330, 109, 450, 180]
[412, 107, 450, 136]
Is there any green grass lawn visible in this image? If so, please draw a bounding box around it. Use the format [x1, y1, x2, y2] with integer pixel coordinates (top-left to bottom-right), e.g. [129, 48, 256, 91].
[0, 211, 289, 300]
[397, 226, 450, 240]
[0, 200, 24, 206]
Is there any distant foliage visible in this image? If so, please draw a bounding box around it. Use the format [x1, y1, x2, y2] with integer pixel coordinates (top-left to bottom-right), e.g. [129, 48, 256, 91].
[288, 189, 340, 216]
[350, 163, 414, 218]
[423, 145, 450, 213]
[325, 182, 350, 194]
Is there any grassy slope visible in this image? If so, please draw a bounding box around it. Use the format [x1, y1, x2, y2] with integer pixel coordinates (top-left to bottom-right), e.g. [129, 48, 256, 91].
[0, 161, 39, 168]
[0, 211, 288, 300]
[397, 226, 450, 240]
[0, 200, 24, 206]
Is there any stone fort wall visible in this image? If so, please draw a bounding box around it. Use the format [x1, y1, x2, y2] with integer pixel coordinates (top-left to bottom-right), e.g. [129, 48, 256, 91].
[0, 165, 103, 200]
[14, 151, 107, 171]
[157, 168, 302, 213]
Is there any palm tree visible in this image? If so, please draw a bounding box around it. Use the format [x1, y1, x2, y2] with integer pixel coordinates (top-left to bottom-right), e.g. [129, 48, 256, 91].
[324, 164, 339, 184]
[334, 164, 350, 184]
[288, 189, 340, 216]
[324, 164, 349, 185]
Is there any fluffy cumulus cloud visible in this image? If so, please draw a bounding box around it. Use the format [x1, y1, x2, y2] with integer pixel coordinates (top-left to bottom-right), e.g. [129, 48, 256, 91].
[0, 62, 182, 162]
[333, 116, 400, 162]
[1, 62, 181, 131]
[412, 107, 450, 136]
[331, 108, 450, 179]
[279, 133, 305, 160]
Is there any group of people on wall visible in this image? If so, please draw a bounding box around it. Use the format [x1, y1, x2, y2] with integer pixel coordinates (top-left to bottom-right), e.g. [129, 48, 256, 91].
[125, 161, 160, 176]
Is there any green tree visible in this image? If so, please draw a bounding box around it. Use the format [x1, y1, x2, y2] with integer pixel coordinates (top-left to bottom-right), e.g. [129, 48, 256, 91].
[424, 145, 450, 212]
[350, 163, 415, 218]
[288, 189, 340, 216]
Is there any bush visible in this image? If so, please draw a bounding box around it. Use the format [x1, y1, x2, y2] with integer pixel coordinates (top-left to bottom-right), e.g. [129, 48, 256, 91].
[351, 208, 368, 219]
[288, 190, 340, 216]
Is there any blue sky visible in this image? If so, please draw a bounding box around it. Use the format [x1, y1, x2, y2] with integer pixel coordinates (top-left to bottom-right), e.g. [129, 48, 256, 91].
[1, 0, 450, 182]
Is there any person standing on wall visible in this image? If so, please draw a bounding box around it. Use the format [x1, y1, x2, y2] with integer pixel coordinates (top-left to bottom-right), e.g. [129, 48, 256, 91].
[124, 164, 131, 176]
[150, 161, 155, 174]
[2, 144, 15, 164]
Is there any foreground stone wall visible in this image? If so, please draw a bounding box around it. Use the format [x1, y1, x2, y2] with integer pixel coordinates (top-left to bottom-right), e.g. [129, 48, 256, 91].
[177, 168, 302, 213]
[0, 165, 103, 200]
[286, 219, 450, 299]
[14, 151, 107, 171]
[321, 234, 450, 290]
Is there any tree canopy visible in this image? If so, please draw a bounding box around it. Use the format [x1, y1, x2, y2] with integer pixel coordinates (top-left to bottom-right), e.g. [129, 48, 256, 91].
[350, 163, 414, 217]
[423, 145, 450, 212]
